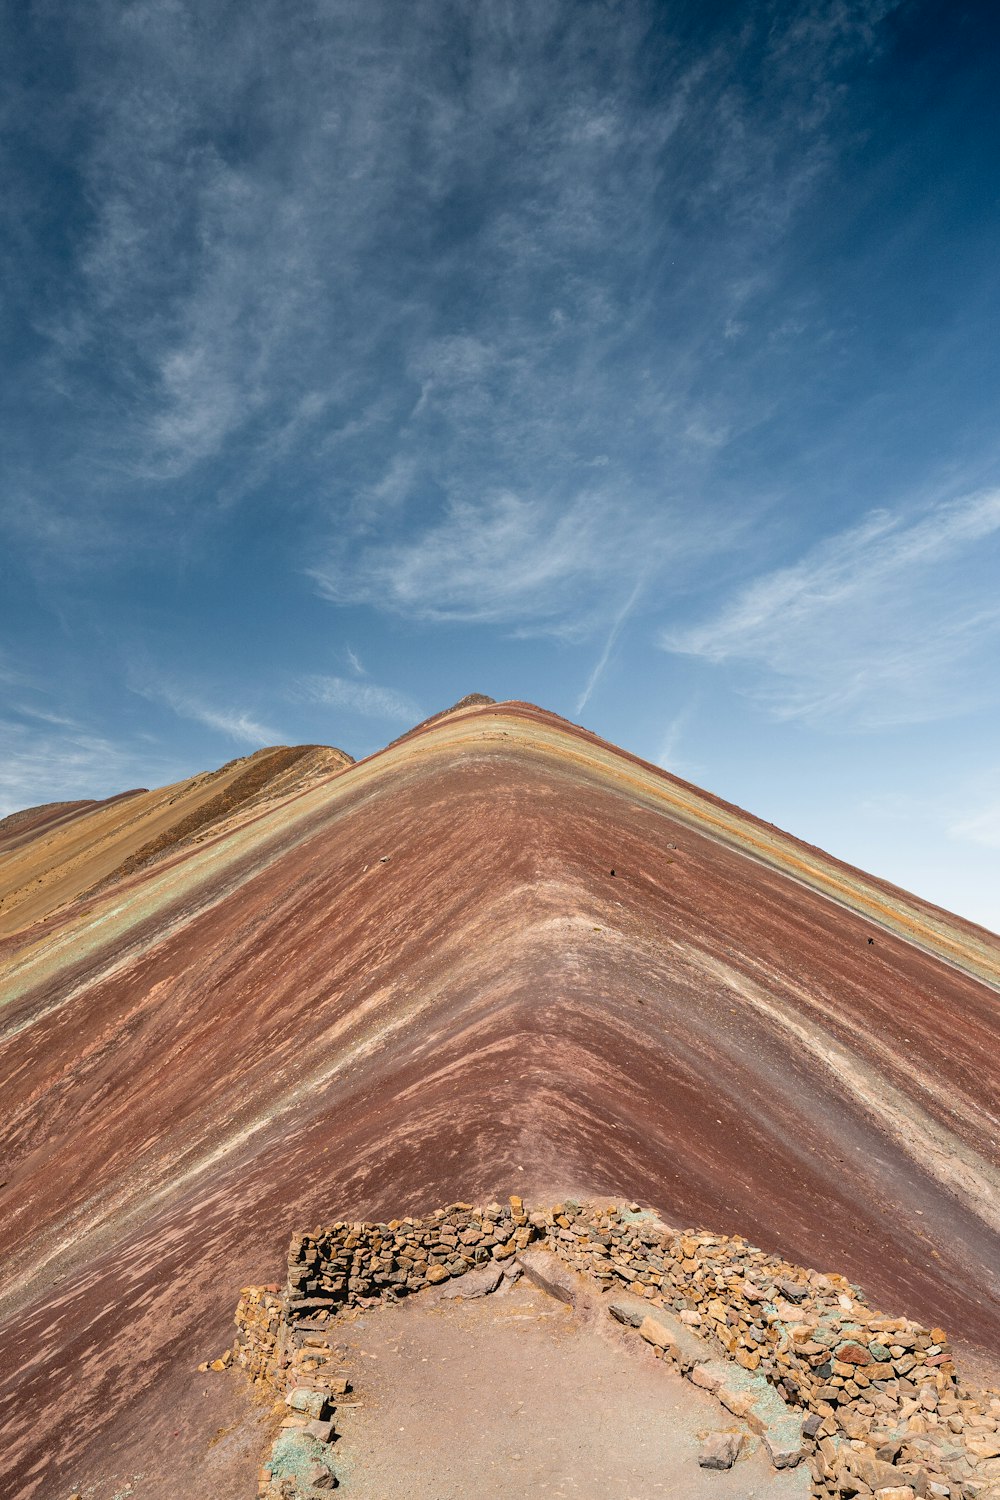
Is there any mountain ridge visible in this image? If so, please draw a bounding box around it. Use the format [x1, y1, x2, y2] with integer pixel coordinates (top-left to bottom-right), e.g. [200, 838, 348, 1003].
[1, 698, 998, 1496]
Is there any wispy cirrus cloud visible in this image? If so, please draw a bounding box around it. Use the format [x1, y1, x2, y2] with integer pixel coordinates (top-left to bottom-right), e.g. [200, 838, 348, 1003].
[0, 683, 172, 815]
[134, 681, 286, 746]
[951, 804, 1000, 851]
[0, 717, 139, 818]
[850, 771, 1000, 932]
[656, 703, 699, 778]
[292, 2, 902, 641]
[298, 675, 419, 724]
[575, 577, 646, 714]
[0, 655, 159, 813]
[311, 489, 729, 635]
[948, 770, 1000, 854]
[661, 490, 1000, 728]
[312, 491, 613, 626]
[4, 0, 902, 592]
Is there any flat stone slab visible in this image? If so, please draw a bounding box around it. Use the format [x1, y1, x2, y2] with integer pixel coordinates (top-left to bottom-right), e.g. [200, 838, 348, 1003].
[637, 1309, 714, 1370]
[439, 1263, 504, 1299]
[688, 1358, 805, 1467]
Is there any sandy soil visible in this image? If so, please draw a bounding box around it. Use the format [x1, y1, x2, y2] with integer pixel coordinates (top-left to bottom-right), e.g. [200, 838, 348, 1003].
[332, 1254, 807, 1499]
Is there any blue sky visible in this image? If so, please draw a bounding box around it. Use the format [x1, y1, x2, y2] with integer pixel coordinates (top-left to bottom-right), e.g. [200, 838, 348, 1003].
[2, 0, 999, 930]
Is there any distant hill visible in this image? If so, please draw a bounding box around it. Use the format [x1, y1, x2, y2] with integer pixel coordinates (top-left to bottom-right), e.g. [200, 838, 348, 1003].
[0, 742, 352, 938]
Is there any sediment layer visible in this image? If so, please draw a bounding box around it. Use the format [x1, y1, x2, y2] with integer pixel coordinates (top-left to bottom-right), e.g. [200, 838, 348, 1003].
[1, 701, 998, 1499]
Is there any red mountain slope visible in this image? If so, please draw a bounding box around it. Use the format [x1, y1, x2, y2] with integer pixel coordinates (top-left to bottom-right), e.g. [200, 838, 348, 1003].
[0, 700, 997, 1498]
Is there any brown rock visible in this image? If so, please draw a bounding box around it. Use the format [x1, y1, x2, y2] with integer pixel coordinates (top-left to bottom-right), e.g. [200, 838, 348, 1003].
[441, 1264, 503, 1300]
[638, 1315, 675, 1351]
[836, 1462, 866, 1495]
[699, 1432, 743, 1469]
[851, 1454, 913, 1492]
[967, 1439, 1000, 1461]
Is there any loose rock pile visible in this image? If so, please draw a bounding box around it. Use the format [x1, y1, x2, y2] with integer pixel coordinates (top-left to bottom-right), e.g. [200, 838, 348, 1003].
[230, 1286, 284, 1384]
[539, 1202, 1000, 1500]
[226, 1200, 1000, 1500]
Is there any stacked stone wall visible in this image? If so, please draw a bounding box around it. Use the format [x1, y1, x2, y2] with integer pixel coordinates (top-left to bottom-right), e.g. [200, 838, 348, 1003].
[230, 1199, 1000, 1500]
[232, 1286, 284, 1387]
[535, 1201, 1000, 1500]
[232, 1197, 537, 1392]
[286, 1196, 534, 1307]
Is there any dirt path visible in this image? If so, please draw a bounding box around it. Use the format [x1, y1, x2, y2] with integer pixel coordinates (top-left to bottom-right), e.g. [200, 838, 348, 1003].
[331, 1259, 810, 1499]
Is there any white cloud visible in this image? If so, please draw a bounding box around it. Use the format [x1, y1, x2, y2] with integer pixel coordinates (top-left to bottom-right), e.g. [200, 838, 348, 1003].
[0, 654, 22, 687]
[3, 0, 900, 572]
[299, 675, 418, 723]
[314, 491, 593, 623]
[0, 715, 160, 818]
[311, 489, 720, 632]
[136, 681, 286, 746]
[10, 704, 84, 730]
[950, 799, 1000, 851]
[841, 773, 1000, 932]
[656, 704, 697, 775]
[180, 702, 285, 745]
[576, 577, 645, 714]
[662, 491, 1000, 728]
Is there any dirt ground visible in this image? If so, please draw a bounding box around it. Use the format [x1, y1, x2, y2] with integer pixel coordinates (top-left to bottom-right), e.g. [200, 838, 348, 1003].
[47, 1360, 279, 1500]
[329, 1254, 810, 1500]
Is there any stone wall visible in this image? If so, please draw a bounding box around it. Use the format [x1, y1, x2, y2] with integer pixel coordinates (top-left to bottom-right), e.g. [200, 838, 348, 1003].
[286, 1196, 535, 1306]
[534, 1202, 1000, 1500]
[232, 1285, 284, 1387]
[232, 1197, 537, 1394]
[230, 1199, 1000, 1500]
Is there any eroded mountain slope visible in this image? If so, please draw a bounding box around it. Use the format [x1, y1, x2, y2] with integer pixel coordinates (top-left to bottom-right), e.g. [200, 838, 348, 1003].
[0, 742, 352, 939]
[0, 700, 997, 1498]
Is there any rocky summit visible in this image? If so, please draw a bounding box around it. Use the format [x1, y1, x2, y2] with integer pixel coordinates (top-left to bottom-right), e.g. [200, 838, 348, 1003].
[0, 698, 998, 1499]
